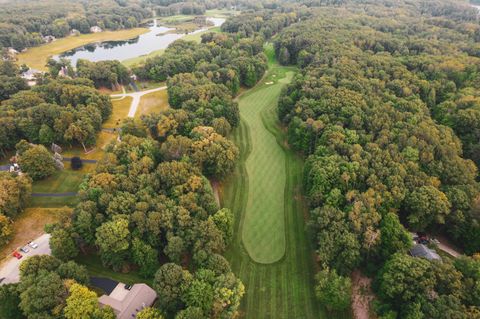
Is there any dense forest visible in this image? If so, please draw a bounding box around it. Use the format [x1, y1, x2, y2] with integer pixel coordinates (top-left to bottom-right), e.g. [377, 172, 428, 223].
[275, 0, 480, 317]
[1, 0, 480, 318]
[0, 0, 151, 51]
[0, 62, 112, 155]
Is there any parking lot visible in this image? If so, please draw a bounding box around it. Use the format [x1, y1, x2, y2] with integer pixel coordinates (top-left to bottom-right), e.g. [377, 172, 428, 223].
[0, 233, 51, 285]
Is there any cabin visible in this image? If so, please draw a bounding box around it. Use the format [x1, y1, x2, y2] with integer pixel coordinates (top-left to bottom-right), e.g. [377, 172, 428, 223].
[410, 244, 441, 261]
[21, 68, 44, 86]
[98, 283, 157, 319]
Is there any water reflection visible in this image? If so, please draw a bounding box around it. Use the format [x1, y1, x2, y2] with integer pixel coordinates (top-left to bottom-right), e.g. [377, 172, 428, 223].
[55, 17, 225, 65]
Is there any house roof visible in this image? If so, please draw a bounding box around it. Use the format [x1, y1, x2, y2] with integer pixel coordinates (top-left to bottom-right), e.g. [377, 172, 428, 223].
[99, 283, 157, 319]
[410, 244, 441, 261]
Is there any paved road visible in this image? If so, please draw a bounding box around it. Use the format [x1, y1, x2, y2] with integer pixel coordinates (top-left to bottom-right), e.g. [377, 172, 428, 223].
[111, 86, 167, 118]
[0, 234, 51, 285]
[0, 165, 9, 171]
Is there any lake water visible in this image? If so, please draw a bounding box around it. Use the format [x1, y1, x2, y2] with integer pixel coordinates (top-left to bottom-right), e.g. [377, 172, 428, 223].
[56, 17, 225, 65]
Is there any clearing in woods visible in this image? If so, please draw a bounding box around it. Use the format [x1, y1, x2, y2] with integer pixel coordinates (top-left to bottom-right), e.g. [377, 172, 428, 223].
[222, 44, 333, 318]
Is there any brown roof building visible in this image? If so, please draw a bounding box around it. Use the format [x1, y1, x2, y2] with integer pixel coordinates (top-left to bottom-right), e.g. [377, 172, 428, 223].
[99, 283, 157, 319]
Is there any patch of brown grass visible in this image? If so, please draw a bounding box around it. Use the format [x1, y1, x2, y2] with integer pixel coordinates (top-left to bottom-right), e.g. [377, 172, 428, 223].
[136, 89, 169, 117]
[0, 207, 71, 261]
[104, 97, 132, 128]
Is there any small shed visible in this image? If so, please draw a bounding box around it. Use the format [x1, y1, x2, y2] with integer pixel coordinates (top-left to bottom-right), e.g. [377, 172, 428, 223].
[410, 244, 441, 261]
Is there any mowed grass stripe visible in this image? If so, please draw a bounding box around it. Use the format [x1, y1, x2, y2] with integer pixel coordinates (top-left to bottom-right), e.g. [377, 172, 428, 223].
[241, 79, 287, 264]
[222, 58, 330, 318]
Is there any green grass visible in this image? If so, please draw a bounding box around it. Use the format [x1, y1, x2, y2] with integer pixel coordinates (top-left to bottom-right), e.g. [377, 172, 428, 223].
[239, 69, 293, 264]
[28, 165, 94, 207]
[29, 196, 79, 208]
[205, 9, 239, 18]
[31, 165, 93, 194]
[222, 44, 351, 318]
[75, 254, 152, 286]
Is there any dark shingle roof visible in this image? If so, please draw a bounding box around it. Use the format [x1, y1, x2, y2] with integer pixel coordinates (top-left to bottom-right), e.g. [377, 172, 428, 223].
[410, 244, 441, 261]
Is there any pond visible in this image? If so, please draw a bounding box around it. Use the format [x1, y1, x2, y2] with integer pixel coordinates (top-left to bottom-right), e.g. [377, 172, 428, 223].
[55, 17, 225, 65]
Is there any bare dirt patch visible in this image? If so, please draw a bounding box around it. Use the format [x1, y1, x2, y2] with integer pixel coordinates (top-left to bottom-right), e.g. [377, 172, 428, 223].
[352, 270, 375, 319]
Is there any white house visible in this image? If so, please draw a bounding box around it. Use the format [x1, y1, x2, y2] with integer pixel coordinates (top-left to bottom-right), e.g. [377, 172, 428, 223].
[21, 68, 44, 86]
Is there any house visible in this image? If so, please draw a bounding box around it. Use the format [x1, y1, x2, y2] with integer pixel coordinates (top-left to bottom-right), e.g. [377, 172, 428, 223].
[21, 68, 44, 86]
[98, 283, 157, 319]
[58, 66, 69, 78]
[410, 244, 441, 261]
[7, 47, 18, 56]
[42, 35, 56, 43]
[90, 26, 103, 33]
[3, 47, 18, 60]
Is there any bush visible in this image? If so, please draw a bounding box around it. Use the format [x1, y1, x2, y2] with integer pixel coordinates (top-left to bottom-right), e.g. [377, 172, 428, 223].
[70, 157, 83, 170]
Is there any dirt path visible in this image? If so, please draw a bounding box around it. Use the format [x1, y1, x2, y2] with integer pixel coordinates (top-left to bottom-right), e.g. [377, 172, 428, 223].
[352, 270, 374, 319]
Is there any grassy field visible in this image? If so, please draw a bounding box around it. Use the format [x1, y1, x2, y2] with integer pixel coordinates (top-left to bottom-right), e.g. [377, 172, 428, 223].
[104, 97, 132, 128]
[32, 164, 94, 193]
[221, 45, 351, 318]
[136, 89, 169, 117]
[62, 131, 117, 161]
[16, 28, 149, 71]
[75, 254, 152, 286]
[0, 207, 70, 261]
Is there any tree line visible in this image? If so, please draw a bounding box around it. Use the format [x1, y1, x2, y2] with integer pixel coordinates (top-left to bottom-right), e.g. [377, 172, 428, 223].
[0, 0, 151, 51]
[274, 0, 480, 317]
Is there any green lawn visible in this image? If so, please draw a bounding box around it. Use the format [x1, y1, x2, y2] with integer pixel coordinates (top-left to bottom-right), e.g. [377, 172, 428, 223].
[31, 165, 93, 194]
[75, 254, 152, 286]
[221, 44, 351, 318]
[29, 165, 94, 207]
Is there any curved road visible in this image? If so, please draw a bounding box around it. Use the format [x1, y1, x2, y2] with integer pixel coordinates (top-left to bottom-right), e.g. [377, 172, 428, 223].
[111, 86, 167, 118]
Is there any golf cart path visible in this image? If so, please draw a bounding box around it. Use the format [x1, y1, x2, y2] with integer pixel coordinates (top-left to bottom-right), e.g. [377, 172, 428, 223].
[111, 86, 167, 117]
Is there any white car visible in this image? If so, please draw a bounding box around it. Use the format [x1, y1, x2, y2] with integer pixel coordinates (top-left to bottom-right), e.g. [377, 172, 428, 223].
[28, 242, 38, 249]
[20, 246, 29, 253]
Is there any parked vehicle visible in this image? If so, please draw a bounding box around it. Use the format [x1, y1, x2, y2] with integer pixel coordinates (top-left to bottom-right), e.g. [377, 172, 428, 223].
[20, 246, 29, 253]
[124, 284, 132, 290]
[12, 251, 22, 259]
[28, 241, 38, 249]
